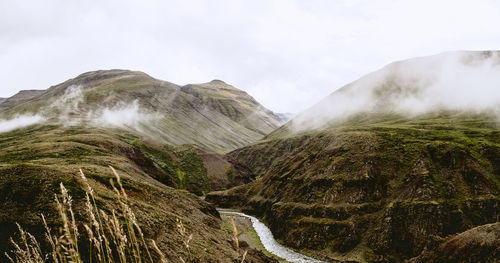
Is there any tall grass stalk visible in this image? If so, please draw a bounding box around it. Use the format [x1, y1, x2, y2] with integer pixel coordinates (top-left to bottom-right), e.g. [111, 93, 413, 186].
[230, 218, 248, 263]
[6, 167, 164, 263]
[7, 167, 247, 263]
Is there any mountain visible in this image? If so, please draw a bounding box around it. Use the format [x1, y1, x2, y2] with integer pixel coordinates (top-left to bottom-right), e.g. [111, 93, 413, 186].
[181, 79, 282, 134]
[0, 70, 283, 262]
[0, 90, 45, 110]
[275, 112, 294, 123]
[207, 51, 500, 262]
[0, 69, 282, 153]
[0, 70, 280, 195]
[271, 50, 500, 138]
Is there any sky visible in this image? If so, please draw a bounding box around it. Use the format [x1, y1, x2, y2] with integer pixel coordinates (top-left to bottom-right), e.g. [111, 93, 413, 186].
[1, 0, 500, 114]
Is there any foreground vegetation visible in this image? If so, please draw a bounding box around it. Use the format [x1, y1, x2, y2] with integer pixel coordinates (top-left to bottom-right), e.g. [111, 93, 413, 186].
[0, 125, 274, 262]
[6, 168, 255, 263]
[7, 168, 158, 263]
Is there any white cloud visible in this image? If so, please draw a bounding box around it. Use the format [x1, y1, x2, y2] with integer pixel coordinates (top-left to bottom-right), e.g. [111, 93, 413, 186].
[93, 100, 155, 128]
[290, 51, 500, 131]
[1, 0, 500, 113]
[0, 115, 45, 133]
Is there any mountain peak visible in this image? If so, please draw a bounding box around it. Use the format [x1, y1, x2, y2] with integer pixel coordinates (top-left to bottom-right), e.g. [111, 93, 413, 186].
[68, 69, 152, 85]
[209, 79, 227, 84]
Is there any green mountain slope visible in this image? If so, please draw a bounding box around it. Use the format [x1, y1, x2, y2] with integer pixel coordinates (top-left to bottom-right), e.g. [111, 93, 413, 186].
[0, 69, 282, 153]
[207, 51, 500, 262]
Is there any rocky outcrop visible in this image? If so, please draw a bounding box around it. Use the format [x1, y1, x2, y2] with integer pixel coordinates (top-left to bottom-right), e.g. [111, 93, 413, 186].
[408, 222, 500, 263]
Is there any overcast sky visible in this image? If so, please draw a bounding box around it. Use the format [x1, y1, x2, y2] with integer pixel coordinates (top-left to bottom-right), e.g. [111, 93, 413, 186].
[1, 0, 500, 113]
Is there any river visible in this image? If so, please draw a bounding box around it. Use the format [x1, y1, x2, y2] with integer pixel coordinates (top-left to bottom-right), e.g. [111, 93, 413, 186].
[218, 210, 326, 263]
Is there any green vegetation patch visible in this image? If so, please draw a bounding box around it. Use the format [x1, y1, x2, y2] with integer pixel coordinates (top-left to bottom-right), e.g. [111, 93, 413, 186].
[133, 142, 211, 195]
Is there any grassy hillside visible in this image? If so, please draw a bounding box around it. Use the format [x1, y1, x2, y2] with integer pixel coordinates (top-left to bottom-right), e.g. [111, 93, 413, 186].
[207, 113, 500, 262]
[0, 124, 274, 262]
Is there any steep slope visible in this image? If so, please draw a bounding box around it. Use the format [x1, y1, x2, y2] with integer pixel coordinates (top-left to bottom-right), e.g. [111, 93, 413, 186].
[207, 51, 500, 262]
[181, 80, 281, 135]
[0, 124, 275, 262]
[0, 69, 281, 153]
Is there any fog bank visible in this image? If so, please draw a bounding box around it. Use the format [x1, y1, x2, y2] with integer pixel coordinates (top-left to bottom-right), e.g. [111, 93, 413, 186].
[0, 114, 45, 133]
[291, 51, 500, 131]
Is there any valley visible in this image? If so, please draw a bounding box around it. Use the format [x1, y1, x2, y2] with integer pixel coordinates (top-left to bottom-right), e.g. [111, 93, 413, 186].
[1, 51, 499, 263]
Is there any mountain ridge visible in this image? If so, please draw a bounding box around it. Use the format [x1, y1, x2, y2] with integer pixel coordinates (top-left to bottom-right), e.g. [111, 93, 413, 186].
[0, 69, 283, 153]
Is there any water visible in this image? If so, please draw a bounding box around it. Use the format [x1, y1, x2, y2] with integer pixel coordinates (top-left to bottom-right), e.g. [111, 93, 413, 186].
[219, 210, 326, 263]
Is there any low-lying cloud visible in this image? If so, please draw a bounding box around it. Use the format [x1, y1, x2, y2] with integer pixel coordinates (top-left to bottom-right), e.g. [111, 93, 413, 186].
[291, 51, 500, 132]
[0, 85, 160, 135]
[0, 114, 45, 133]
[92, 100, 158, 128]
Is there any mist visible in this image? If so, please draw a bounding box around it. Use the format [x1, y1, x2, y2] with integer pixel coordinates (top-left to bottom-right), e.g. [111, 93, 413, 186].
[0, 114, 45, 133]
[2, 51, 500, 138]
[291, 51, 500, 132]
[0, 85, 161, 137]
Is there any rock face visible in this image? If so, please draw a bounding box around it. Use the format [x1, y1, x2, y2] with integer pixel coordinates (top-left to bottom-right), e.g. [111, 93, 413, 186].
[0, 70, 281, 153]
[408, 222, 500, 263]
[207, 51, 500, 262]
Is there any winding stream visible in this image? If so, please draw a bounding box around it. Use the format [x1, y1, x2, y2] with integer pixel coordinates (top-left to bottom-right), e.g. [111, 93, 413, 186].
[218, 210, 326, 263]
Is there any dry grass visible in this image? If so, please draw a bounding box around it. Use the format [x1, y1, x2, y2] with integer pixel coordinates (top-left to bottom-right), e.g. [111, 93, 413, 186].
[5, 167, 248, 263]
[5, 167, 164, 263]
[230, 218, 248, 263]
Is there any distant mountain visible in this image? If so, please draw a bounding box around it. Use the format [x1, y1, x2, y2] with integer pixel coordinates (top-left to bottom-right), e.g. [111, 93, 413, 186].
[208, 51, 500, 262]
[275, 112, 294, 123]
[0, 70, 282, 153]
[181, 79, 282, 132]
